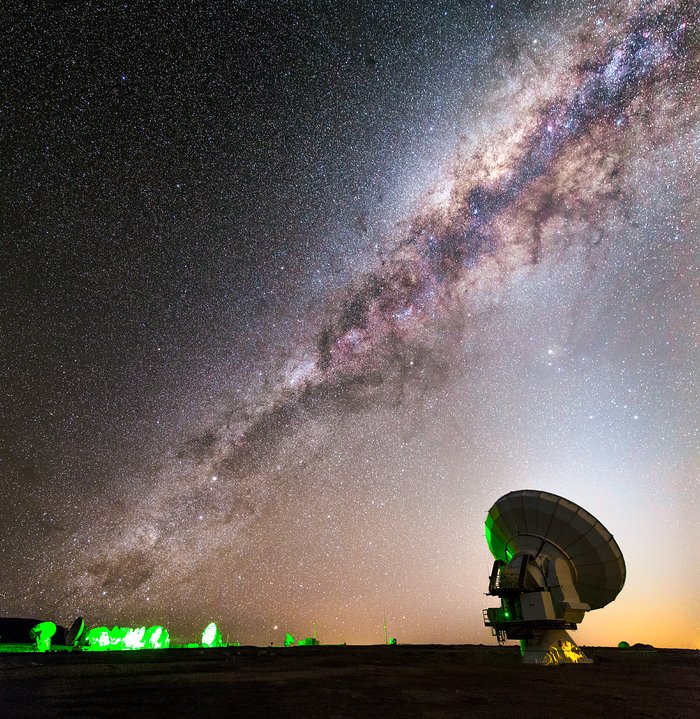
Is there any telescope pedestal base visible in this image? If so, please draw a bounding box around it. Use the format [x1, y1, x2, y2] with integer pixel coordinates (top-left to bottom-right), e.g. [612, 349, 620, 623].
[520, 630, 593, 665]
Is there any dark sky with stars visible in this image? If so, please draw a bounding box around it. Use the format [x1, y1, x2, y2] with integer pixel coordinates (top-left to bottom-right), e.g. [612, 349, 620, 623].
[2, 0, 698, 648]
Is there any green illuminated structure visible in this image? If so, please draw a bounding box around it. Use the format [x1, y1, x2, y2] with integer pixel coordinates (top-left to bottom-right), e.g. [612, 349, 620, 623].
[30, 621, 57, 652]
[296, 623, 319, 646]
[145, 625, 169, 649]
[201, 622, 223, 648]
[84, 625, 170, 651]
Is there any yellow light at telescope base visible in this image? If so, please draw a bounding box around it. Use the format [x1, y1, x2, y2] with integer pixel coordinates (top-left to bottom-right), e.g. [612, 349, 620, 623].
[520, 631, 593, 665]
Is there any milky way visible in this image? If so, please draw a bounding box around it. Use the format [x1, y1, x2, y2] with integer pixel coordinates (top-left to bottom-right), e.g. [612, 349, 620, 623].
[4, 1, 698, 646]
[317, 6, 690, 375]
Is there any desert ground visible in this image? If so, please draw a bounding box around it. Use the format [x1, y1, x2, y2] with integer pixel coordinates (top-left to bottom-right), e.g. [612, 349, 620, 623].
[0, 643, 697, 718]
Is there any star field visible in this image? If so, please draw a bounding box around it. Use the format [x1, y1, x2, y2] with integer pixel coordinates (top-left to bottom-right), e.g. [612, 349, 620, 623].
[2, 1, 698, 648]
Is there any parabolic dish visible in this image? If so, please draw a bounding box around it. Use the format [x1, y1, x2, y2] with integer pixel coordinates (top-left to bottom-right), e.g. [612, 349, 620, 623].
[485, 490, 626, 610]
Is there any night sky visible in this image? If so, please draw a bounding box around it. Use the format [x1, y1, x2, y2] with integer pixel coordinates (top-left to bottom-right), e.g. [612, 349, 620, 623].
[2, 1, 698, 648]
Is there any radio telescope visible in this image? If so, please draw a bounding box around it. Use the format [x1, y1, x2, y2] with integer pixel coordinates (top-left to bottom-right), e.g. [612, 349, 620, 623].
[483, 489, 626, 664]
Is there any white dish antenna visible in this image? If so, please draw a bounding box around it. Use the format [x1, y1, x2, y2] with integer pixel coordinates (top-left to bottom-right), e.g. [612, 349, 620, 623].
[483, 489, 626, 664]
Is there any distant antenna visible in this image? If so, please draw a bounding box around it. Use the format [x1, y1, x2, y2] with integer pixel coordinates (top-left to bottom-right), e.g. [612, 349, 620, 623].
[66, 616, 85, 647]
[201, 622, 222, 648]
[313, 622, 316, 640]
[383, 613, 388, 645]
[483, 489, 626, 665]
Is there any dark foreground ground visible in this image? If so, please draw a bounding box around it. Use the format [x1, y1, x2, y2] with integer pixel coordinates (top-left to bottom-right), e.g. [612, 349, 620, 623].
[0, 644, 697, 718]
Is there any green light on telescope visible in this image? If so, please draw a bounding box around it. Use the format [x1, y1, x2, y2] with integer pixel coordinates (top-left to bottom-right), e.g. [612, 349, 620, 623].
[124, 626, 146, 650]
[147, 626, 169, 649]
[201, 622, 222, 648]
[84, 625, 169, 651]
[30, 621, 57, 652]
